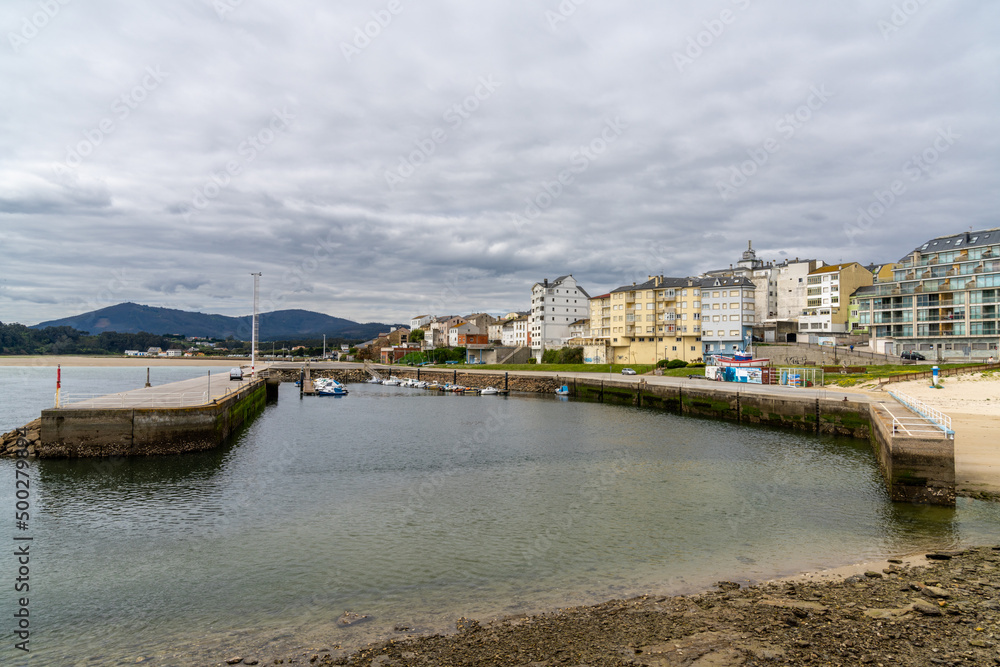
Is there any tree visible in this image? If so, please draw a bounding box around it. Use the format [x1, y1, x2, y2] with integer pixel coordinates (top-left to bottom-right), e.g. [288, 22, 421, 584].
[409, 328, 425, 342]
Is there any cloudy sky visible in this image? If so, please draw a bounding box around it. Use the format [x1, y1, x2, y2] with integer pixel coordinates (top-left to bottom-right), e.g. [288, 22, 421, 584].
[2, 0, 998, 326]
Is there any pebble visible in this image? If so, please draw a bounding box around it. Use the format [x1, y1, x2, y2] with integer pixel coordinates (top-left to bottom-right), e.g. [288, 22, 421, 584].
[911, 600, 944, 616]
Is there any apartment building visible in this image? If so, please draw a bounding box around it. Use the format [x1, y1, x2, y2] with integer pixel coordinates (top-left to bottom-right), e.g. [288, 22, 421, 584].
[857, 228, 1000, 360]
[529, 275, 590, 359]
[699, 276, 756, 357]
[798, 263, 873, 334]
[606, 276, 703, 365]
[500, 315, 530, 347]
[704, 241, 824, 323]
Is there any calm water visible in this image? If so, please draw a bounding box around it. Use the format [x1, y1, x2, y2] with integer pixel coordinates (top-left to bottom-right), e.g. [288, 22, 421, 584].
[1, 366, 998, 666]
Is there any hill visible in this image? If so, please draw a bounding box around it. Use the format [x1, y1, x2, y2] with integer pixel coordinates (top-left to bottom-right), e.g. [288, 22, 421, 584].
[32, 303, 395, 341]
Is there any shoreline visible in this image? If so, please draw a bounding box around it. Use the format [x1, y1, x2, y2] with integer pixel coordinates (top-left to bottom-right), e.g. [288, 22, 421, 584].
[212, 545, 1000, 667]
[0, 355, 243, 367]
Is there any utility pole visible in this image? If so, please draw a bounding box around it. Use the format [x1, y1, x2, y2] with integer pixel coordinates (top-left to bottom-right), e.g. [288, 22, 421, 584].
[251, 272, 261, 376]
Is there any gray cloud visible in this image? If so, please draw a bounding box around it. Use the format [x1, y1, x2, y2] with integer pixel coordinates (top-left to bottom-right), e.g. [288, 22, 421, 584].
[1, 0, 998, 326]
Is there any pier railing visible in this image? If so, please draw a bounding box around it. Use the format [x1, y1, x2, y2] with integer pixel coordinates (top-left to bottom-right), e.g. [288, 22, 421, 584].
[888, 390, 954, 438]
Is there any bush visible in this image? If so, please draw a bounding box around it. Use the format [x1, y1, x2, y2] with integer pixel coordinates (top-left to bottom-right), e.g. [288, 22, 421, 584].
[527, 357, 537, 364]
[559, 347, 583, 364]
[665, 359, 688, 369]
[656, 359, 670, 368]
[541, 349, 560, 364]
[687, 362, 706, 368]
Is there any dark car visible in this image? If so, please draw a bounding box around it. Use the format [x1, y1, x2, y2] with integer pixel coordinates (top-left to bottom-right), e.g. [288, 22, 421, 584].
[901, 351, 926, 361]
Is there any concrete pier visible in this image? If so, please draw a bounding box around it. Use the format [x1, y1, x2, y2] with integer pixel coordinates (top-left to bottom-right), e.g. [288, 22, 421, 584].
[38, 369, 273, 457]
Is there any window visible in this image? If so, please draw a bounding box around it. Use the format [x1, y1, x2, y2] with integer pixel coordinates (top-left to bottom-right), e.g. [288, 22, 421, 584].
[672, 346, 677, 351]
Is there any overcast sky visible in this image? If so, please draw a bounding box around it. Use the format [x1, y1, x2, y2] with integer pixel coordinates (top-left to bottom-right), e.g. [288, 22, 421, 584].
[2, 0, 998, 326]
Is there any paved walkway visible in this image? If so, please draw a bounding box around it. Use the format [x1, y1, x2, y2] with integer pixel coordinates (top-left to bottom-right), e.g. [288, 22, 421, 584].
[60, 366, 266, 409]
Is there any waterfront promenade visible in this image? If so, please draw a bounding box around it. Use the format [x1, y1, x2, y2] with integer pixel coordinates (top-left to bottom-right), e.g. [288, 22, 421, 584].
[59, 367, 267, 409]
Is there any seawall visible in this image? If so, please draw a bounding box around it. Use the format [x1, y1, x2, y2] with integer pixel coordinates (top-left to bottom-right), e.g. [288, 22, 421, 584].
[869, 402, 956, 505]
[36, 377, 267, 457]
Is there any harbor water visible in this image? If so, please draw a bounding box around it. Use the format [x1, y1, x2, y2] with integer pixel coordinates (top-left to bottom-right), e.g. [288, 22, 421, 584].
[1, 366, 998, 665]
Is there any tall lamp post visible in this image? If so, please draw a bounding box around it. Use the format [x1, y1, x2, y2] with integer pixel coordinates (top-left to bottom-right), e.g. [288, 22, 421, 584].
[250, 272, 261, 376]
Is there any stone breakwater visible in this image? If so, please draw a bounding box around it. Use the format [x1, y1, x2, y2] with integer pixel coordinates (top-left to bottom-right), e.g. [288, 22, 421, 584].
[239, 545, 1000, 667]
[0, 418, 41, 458]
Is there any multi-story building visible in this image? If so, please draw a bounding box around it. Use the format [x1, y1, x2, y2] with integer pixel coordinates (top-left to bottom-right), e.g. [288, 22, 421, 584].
[501, 315, 530, 347]
[464, 313, 495, 334]
[448, 322, 479, 347]
[529, 275, 590, 360]
[699, 276, 756, 357]
[856, 228, 1000, 360]
[607, 276, 703, 365]
[409, 314, 433, 330]
[798, 263, 873, 335]
[704, 242, 824, 324]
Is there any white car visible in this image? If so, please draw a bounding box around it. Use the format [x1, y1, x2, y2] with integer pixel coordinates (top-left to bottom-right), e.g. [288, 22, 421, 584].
[621, 368, 637, 375]
[229, 368, 243, 381]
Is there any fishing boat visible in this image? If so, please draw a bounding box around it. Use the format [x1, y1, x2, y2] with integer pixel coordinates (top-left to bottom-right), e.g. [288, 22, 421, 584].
[382, 377, 401, 386]
[480, 387, 499, 395]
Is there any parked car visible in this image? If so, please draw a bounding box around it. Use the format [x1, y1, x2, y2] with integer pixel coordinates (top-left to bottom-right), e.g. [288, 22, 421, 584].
[229, 367, 244, 381]
[621, 368, 637, 375]
[901, 351, 926, 360]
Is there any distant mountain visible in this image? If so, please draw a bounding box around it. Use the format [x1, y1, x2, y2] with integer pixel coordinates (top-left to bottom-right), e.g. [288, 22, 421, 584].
[32, 303, 396, 341]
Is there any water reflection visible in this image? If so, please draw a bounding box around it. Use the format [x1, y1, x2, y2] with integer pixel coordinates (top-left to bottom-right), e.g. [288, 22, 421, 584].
[0, 379, 996, 665]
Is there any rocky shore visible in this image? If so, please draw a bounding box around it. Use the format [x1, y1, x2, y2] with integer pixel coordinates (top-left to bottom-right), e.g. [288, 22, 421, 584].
[0, 418, 40, 457]
[220, 546, 1000, 667]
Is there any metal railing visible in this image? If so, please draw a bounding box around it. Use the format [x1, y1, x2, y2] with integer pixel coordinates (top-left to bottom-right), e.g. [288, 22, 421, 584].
[888, 390, 954, 437]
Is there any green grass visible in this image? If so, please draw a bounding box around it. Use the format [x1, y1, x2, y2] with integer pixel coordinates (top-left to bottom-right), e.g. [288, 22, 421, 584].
[818, 363, 982, 387]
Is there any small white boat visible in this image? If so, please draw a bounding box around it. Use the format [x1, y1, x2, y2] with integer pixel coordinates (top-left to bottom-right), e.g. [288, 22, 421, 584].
[366, 377, 382, 384]
[314, 378, 348, 396]
[555, 385, 570, 396]
[412, 380, 428, 389]
[382, 377, 401, 386]
[480, 387, 498, 395]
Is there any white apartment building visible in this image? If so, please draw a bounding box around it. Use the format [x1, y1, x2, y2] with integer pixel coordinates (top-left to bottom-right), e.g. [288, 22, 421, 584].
[501, 315, 530, 347]
[409, 314, 433, 330]
[529, 275, 590, 359]
[704, 242, 824, 323]
[699, 276, 756, 357]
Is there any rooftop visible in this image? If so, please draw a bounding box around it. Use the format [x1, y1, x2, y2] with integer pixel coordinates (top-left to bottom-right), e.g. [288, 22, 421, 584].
[906, 228, 1000, 260]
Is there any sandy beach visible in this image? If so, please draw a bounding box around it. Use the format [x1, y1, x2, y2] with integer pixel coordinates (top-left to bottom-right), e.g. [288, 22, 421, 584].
[862, 371, 1000, 498]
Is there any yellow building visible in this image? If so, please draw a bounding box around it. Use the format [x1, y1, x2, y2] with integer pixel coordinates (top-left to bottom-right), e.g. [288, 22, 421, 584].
[607, 276, 704, 365]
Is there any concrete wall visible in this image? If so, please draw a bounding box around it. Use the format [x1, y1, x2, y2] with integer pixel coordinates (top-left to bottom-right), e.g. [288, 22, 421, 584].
[869, 403, 955, 505]
[39, 379, 266, 457]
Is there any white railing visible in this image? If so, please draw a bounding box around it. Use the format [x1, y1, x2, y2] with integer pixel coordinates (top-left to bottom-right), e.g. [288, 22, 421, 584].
[888, 391, 954, 437]
[59, 391, 212, 409]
